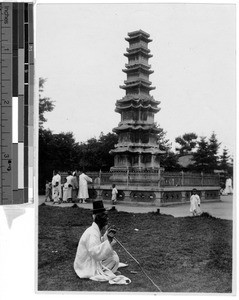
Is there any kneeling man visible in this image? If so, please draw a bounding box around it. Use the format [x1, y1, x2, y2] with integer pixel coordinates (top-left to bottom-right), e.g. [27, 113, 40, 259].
[74, 200, 129, 283]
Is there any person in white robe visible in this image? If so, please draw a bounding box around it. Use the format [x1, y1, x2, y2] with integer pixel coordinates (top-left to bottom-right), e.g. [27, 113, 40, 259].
[62, 179, 68, 203]
[78, 171, 92, 203]
[223, 177, 233, 195]
[190, 189, 201, 216]
[66, 171, 74, 201]
[52, 170, 62, 204]
[74, 200, 130, 284]
[71, 173, 79, 202]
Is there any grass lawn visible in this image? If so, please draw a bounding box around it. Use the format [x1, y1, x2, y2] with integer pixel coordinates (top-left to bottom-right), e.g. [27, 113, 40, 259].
[38, 204, 232, 293]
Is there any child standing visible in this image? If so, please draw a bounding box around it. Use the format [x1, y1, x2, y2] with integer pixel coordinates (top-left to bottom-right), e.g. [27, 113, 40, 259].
[111, 184, 118, 210]
[45, 180, 52, 202]
[190, 188, 201, 216]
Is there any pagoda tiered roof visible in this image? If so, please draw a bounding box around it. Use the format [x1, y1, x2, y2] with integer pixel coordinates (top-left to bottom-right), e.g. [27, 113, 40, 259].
[126, 46, 150, 53]
[125, 63, 151, 69]
[125, 29, 153, 43]
[116, 94, 160, 104]
[110, 146, 164, 155]
[114, 141, 160, 149]
[128, 29, 150, 37]
[123, 64, 154, 74]
[120, 80, 155, 90]
[124, 78, 152, 85]
[113, 124, 161, 133]
[124, 48, 153, 58]
[115, 103, 160, 113]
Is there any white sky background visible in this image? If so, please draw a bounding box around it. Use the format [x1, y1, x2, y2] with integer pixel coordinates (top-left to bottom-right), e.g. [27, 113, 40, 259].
[36, 3, 236, 156]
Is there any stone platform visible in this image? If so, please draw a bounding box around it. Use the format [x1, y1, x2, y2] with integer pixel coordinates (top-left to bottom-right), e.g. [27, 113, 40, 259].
[88, 184, 221, 207]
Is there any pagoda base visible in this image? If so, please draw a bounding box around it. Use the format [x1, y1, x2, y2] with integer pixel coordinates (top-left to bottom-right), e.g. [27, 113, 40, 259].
[88, 180, 221, 207]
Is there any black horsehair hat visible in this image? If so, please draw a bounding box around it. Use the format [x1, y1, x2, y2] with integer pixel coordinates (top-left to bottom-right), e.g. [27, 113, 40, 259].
[92, 200, 106, 214]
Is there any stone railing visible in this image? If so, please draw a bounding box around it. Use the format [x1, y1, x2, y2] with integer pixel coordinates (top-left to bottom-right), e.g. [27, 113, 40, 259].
[82, 171, 220, 187]
[57, 171, 220, 203]
[160, 172, 219, 187]
[59, 171, 220, 187]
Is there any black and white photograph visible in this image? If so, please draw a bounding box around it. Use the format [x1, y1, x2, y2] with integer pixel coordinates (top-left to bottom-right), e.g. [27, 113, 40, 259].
[36, 2, 236, 294]
[0, 0, 237, 298]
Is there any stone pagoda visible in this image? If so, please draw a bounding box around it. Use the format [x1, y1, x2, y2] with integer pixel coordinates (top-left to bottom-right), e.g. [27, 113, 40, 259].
[110, 29, 164, 177]
[87, 29, 220, 205]
[87, 30, 221, 205]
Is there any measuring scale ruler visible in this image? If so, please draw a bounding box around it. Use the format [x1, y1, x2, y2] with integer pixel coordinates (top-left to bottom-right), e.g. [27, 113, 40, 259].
[0, 2, 34, 204]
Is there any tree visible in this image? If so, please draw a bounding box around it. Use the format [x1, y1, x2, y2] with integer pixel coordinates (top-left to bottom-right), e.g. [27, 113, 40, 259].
[175, 133, 198, 156]
[160, 151, 181, 171]
[219, 148, 230, 171]
[99, 132, 118, 170]
[192, 136, 210, 172]
[192, 133, 221, 173]
[157, 127, 171, 152]
[39, 128, 55, 193]
[219, 147, 233, 176]
[77, 132, 118, 171]
[39, 77, 55, 128]
[39, 77, 56, 193]
[149, 127, 179, 171]
[207, 132, 221, 172]
[39, 130, 81, 193]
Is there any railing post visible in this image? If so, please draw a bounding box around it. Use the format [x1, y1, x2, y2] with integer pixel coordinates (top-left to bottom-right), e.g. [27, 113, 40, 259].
[127, 168, 129, 187]
[158, 168, 160, 187]
[181, 171, 184, 186]
[99, 169, 101, 188]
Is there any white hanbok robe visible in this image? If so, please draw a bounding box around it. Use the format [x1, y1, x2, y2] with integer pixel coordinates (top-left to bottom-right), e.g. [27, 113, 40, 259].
[66, 175, 74, 199]
[62, 183, 68, 201]
[224, 178, 233, 194]
[78, 173, 92, 199]
[111, 187, 118, 201]
[190, 194, 201, 215]
[74, 222, 119, 281]
[52, 174, 62, 201]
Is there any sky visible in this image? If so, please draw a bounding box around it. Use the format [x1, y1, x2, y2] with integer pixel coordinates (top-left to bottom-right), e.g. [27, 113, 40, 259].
[36, 3, 236, 156]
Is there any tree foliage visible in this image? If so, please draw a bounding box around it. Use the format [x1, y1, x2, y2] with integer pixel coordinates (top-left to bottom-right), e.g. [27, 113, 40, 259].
[39, 78, 55, 128]
[160, 151, 181, 171]
[191, 132, 222, 173]
[175, 132, 198, 155]
[157, 127, 172, 152]
[39, 130, 118, 193]
[207, 132, 221, 171]
[76, 132, 118, 172]
[219, 148, 233, 176]
[192, 136, 210, 172]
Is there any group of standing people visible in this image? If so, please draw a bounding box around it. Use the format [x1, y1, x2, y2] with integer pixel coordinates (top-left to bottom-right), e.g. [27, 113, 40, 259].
[45, 170, 119, 208]
[45, 170, 93, 204]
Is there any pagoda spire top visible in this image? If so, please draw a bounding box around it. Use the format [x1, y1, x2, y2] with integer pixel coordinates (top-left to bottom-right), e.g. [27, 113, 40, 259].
[128, 29, 150, 37]
[125, 29, 152, 43]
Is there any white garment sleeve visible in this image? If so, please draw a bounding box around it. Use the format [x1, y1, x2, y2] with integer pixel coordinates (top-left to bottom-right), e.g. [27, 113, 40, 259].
[197, 195, 201, 205]
[85, 175, 93, 183]
[87, 232, 113, 261]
